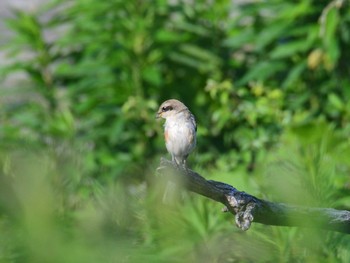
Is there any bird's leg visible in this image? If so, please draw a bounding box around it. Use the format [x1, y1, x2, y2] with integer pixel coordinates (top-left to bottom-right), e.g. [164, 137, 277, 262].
[181, 155, 190, 171]
[171, 155, 176, 165]
[172, 156, 181, 170]
[182, 159, 188, 171]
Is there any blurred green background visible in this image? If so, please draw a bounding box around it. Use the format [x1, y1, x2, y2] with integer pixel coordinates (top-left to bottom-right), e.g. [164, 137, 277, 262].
[1, 0, 350, 262]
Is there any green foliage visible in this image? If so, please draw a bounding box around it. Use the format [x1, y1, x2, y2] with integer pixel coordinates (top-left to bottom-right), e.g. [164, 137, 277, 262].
[1, 0, 350, 262]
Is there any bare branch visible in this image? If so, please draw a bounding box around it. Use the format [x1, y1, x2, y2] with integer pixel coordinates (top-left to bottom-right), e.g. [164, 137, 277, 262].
[156, 158, 350, 233]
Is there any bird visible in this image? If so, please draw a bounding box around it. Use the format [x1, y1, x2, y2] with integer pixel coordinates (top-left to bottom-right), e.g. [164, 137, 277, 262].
[156, 99, 197, 169]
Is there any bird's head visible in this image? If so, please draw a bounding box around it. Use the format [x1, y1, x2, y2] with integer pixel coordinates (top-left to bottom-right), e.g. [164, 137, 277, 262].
[156, 99, 187, 119]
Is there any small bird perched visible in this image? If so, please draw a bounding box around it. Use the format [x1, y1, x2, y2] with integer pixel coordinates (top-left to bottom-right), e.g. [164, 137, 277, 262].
[156, 99, 197, 168]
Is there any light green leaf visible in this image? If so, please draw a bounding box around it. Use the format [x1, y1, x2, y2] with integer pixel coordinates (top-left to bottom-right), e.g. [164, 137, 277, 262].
[270, 40, 310, 59]
[239, 61, 286, 84]
[328, 93, 343, 110]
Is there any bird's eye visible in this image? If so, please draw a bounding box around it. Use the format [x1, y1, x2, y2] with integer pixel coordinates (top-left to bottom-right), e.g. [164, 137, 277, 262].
[162, 106, 173, 112]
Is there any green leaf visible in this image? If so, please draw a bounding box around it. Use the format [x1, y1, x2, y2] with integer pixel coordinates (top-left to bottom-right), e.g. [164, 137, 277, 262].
[155, 29, 181, 42]
[323, 7, 339, 47]
[223, 29, 254, 48]
[169, 44, 221, 72]
[142, 66, 162, 86]
[179, 44, 221, 65]
[255, 23, 289, 51]
[239, 61, 286, 84]
[270, 40, 310, 59]
[282, 62, 306, 87]
[323, 5, 340, 66]
[173, 21, 209, 36]
[328, 93, 343, 111]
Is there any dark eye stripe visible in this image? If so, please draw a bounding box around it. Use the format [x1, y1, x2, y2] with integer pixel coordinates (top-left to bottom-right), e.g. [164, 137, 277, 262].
[162, 106, 173, 112]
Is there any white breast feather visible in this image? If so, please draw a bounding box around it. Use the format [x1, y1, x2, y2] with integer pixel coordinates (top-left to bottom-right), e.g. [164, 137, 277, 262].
[164, 114, 196, 160]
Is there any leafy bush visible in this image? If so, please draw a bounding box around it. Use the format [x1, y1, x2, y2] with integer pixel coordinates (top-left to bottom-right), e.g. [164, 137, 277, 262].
[1, 0, 350, 262]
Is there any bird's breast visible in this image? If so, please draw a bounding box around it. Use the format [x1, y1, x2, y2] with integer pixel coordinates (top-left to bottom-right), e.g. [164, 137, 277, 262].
[164, 118, 196, 156]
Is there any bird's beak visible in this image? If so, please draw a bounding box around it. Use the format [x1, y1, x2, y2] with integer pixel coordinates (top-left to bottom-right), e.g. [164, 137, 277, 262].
[156, 111, 161, 119]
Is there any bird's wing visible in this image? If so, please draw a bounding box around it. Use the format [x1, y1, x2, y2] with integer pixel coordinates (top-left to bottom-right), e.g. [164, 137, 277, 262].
[190, 113, 197, 132]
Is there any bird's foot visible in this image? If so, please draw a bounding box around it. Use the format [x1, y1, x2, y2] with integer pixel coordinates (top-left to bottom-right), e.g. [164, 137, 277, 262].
[171, 160, 188, 172]
[171, 160, 181, 170]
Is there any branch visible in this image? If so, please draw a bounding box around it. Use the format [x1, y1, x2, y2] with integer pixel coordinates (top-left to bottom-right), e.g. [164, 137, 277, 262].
[156, 158, 350, 234]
